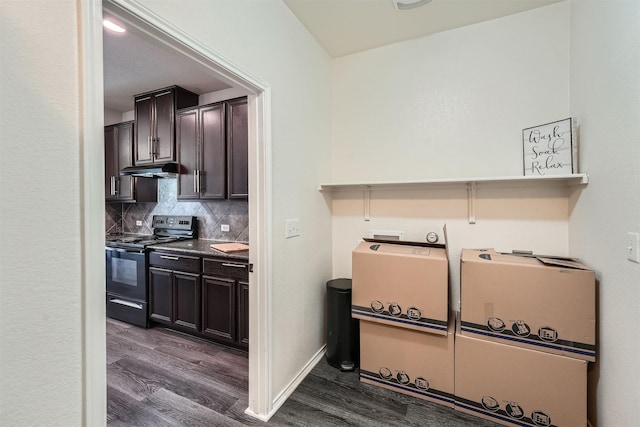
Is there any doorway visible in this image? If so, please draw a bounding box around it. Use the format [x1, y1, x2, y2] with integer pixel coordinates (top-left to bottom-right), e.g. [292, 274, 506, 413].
[81, 0, 272, 423]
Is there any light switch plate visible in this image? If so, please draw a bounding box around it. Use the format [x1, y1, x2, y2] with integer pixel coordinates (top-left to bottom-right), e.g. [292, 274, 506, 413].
[221, 224, 230, 232]
[136, 220, 143, 226]
[286, 219, 301, 238]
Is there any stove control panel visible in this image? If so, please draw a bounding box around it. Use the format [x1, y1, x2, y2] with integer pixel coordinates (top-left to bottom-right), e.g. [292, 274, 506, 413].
[152, 215, 196, 230]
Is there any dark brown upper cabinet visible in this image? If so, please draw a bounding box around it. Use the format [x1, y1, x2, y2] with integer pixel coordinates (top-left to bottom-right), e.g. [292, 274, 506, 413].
[176, 103, 226, 200]
[134, 86, 198, 166]
[226, 97, 249, 199]
[176, 97, 248, 201]
[105, 121, 157, 203]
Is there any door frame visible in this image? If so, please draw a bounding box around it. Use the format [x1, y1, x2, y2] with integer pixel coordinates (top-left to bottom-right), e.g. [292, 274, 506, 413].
[80, 0, 273, 423]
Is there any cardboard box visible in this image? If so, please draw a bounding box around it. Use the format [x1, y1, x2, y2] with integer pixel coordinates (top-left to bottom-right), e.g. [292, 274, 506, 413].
[352, 241, 449, 335]
[460, 249, 596, 361]
[455, 333, 587, 427]
[360, 319, 455, 408]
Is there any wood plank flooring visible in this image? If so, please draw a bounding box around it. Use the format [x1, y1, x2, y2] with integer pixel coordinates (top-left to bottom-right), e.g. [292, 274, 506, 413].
[107, 319, 499, 426]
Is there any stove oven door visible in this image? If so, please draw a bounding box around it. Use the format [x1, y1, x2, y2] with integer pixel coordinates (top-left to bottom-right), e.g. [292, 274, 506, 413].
[106, 247, 148, 327]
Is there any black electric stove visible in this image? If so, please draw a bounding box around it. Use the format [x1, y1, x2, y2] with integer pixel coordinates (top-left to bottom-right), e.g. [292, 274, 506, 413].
[106, 215, 197, 327]
[106, 215, 197, 250]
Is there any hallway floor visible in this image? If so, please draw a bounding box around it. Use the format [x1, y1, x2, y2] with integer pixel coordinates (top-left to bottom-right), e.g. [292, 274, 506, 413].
[106, 318, 498, 426]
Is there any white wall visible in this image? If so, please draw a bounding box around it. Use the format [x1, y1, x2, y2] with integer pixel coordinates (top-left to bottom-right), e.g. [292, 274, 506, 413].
[199, 87, 248, 105]
[104, 107, 123, 125]
[331, 2, 570, 183]
[134, 0, 334, 404]
[0, 1, 84, 425]
[568, 1, 640, 425]
[330, 3, 573, 309]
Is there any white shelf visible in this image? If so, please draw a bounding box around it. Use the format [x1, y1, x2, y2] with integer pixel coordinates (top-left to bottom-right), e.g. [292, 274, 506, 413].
[318, 173, 589, 191]
[318, 173, 588, 224]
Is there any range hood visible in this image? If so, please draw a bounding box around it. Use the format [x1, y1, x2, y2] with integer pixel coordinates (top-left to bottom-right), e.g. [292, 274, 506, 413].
[119, 162, 180, 178]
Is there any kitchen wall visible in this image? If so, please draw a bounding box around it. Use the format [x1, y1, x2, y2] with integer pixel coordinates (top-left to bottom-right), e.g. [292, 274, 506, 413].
[106, 179, 249, 242]
[568, 1, 640, 425]
[330, 2, 572, 309]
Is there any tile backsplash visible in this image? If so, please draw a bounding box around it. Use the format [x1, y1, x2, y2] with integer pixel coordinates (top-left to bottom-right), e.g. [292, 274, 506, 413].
[106, 179, 248, 242]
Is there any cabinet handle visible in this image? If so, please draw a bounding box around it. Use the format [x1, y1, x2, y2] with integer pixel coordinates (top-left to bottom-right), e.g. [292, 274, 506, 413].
[222, 263, 247, 269]
[193, 170, 198, 193]
[160, 255, 180, 260]
[110, 176, 118, 195]
[147, 135, 152, 159]
[109, 298, 143, 310]
[152, 137, 157, 159]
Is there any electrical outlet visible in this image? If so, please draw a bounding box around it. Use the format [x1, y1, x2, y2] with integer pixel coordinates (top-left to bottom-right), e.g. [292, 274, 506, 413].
[136, 220, 143, 226]
[221, 224, 230, 232]
[627, 232, 640, 263]
[285, 219, 301, 238]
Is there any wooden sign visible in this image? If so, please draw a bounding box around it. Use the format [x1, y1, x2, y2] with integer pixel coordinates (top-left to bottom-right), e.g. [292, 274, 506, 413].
[523, 118, 576, 176]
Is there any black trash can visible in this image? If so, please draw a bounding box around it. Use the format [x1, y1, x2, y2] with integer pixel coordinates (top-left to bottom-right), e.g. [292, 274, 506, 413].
[325, 278, 359, 371]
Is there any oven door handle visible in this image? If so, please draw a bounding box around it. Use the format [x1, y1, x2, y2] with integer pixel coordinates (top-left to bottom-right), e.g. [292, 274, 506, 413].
[105, 246, 145, 254]
[109, 298, 144, 310]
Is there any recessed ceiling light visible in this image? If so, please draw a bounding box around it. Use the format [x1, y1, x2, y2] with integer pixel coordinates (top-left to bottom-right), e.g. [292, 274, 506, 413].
[392, 0, 435, 10]
[103, 19, 126, 33]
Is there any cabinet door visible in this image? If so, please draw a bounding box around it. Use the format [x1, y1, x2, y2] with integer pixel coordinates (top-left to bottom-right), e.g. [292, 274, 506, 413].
[116, 122, 134, 201]
[174, 271, 201, 332]
[134, 95, 154, 165]
[176, 109, 199, 200]
[153, 89, 175, 163]
[226, 98, 248, 199]
[104, 125, 118, 201]
[200, 103, 226, 199]
[202, 276, 236, 343]
[238, 280, 249, 348]
[149, 267, 173, 325]
[105, 122, 135, 202]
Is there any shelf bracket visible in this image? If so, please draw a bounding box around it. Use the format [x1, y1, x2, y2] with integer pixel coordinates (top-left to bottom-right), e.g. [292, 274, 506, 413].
[363, 187, 371, 222]
[467, 182, 477, 224]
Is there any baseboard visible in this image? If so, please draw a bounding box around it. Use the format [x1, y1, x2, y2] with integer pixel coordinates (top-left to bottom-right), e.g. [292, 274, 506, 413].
[243, 407, 271, 422]
[246, 344, 326, 422]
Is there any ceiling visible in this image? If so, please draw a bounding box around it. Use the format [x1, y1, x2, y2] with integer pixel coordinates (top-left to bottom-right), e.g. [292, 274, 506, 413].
[283, 0, 563, 58]
[103, 0, 563, 112]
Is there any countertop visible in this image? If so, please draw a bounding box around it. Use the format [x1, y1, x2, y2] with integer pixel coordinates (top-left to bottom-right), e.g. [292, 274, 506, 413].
[149, 239, 250, 261]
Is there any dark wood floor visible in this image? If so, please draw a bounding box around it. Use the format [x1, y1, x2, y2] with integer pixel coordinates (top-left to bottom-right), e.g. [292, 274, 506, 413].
[107, 318, 499, 426]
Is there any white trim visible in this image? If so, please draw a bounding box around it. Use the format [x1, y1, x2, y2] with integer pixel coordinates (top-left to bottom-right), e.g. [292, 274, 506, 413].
[247, 88, 273, 417]
[89, 0, 274, 420]
[80, 1, 107, 425]
[250, 345, 326, 422]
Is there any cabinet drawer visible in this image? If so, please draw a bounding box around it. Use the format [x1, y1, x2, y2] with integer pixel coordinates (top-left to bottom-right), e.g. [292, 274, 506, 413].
[149, 251, 200, 273]
[202, 258, 249, 280]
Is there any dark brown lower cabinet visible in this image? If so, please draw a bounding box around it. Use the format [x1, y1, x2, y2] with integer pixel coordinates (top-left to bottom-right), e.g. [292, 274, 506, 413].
[149, 267, 173, 324]
[149, 266, 200, 333]
[174, 271, 201, 332]
[238, 281, 249, 347]
[148, 250, 248, 350]
[202, 276, 236, 343]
